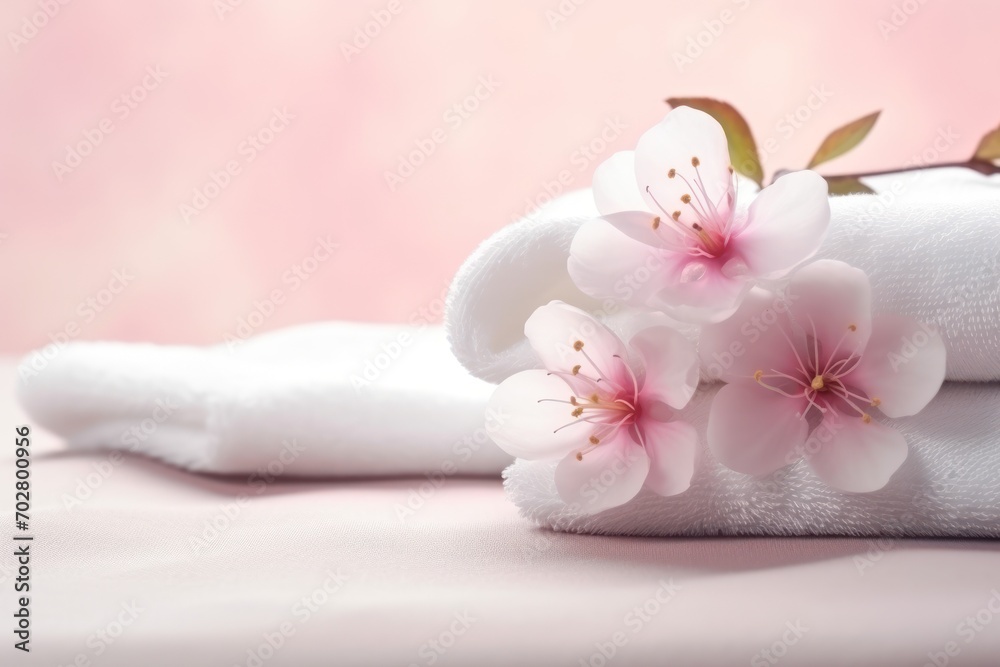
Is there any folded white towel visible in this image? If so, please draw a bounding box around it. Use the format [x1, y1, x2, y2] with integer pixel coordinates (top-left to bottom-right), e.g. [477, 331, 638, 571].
[504, 381, 1000, 537]
[447, 168, 1000, 383]
[18, 323, 509, 477]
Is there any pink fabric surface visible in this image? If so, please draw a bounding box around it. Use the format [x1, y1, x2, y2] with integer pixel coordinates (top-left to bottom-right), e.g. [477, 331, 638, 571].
[4, 362, 1000, 666]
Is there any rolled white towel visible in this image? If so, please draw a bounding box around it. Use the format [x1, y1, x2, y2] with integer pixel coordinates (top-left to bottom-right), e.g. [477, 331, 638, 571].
[446, 168, 1000, 383]
[504, 381, 1000, 538]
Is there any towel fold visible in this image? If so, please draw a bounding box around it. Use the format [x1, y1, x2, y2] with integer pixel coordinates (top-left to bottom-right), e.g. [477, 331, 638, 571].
[17, 323, 510, 477]
[504, 381, 1000, 537]
[446, 168, 1000, 383]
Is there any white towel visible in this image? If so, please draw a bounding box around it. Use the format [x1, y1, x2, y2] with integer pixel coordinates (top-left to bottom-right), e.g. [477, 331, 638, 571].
[446, 168, 1000, 383]
[17, 322, 510, 477]
[504, 381, 1000, 537]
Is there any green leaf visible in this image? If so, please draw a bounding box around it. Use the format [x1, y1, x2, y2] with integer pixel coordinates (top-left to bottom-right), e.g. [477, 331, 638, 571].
[666, 97, 763, 187]
[824, 176, 875, 196]
[973, 124, 1000, 162]
[807, 111, 881, 169]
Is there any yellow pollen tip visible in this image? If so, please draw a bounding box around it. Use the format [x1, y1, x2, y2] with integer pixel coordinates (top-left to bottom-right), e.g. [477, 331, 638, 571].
[811, 375, 825, 391]
[848, 323, 858, 332]
[572, 407, 584, 417]
[569, 396, 578, 405]
[589, 393, 599, 403]
[671, 211, 681, 221]
[571, 364, 581, 375]
[575, 452, 583, 461]
[667, 168, 676, 178]
[753, 370, 764, 382]
[589, 435, 600, 445]
[691, 156, 700, 167]
[573, 340, 584, 351]
[652, 216, 661, 230]
[870, 397, 882, 407]
[862, 414, 872, 424]
[681, 194, 692, 204]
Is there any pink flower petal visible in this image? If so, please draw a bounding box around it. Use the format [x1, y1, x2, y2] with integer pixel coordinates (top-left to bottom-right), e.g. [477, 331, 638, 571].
[641, 418, 697, 497]
[523, 301, 629, 388]
[601, 210, 675, 249]
[736, 170, 830, 279]
[807, 415, 908, 493]
[555, 430, 650, 513]
[707, 383, 810, 476]
[568, 220, 673, 308]
[699, 286, 806, 382]
[634, 107, 734, 229]
[593, 151, 649, 216]
[629, 325, 699, 409]
[651, 256, 751, 323]
[848, 314, 946, 418]
[787, 259, 872, 358]
[487, 370, 590, 460]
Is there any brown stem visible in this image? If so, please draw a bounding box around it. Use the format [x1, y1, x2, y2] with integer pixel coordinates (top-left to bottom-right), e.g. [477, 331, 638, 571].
[770, 158, 1000, 186]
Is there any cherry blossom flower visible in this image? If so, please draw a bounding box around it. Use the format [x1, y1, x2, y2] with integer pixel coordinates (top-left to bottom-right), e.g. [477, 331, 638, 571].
[700, 259, 947, 492]
[569, 106, 831, 323]
[487, 301, 700, 513]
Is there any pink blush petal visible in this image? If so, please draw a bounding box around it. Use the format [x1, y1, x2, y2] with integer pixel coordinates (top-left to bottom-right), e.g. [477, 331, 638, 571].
[523, 301, 628, 387]
[699, 286, 805, 382]
[641, 419, 697, 497]
[787, 259, 873, 357]
[568, 220, 673, 308]
[848, 314, 946, 418]
[737, 170, 831, 279]
[807, 416, 908, 493]
[602, 210, 675, 249]
[592, 151, 649, 216]
[651, 257, 751, 324]
[707, 383, 810, 476]
[555, 430, 650, 513]
[487, 370, 591, 460]
[635, 107, 734, 229]
[629, 326, 699, 409]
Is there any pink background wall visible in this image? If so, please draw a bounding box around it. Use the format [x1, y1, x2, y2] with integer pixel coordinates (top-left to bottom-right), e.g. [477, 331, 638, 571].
[2, 0, 997, 353]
